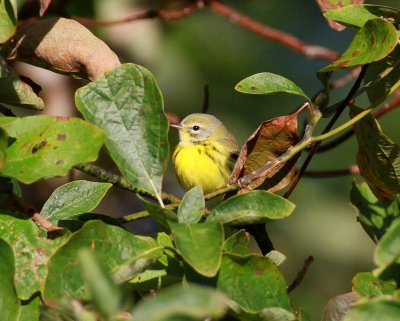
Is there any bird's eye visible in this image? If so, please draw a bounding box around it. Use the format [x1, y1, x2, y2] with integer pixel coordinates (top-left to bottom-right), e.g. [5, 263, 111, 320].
[192, 125, 200, 131]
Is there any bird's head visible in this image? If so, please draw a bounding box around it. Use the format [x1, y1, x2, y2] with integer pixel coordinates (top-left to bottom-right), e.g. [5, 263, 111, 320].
[170, 113, 222, 144]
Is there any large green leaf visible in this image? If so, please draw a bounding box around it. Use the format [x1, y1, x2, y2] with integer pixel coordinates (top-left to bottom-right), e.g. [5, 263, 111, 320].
[169, 221, 224, 277]
[320, 19, 398, 72]
[352, 272, 396, 297]
[324, 5, 400, 29]
[44, 220, 158, 301]
[235, 72, 310, 101]
[217, 253, 291, 313]
[206, 190, 295, 226]
[177, 186, 204, 224]
[350, 181, 400, 242]
[351, 107, 400, 201]
[0, 0, 17, 43]
[131, 285, 229, 321]
[0, 116, 104, 183]
[343, 298, 400, 321]
[0, 213, 67, 300]
[41, 180, 112, 222]
[0, 238, 20, 321]
[374, 219, 400, 268]
[75, 63, 169, 205]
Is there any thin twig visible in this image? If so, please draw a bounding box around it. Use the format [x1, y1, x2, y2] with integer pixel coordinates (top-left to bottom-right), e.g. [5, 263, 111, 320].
[74, 163, 181, 204]
[206, 0, 339, 61]
[287, 256, 314, 293]
[330, 67, 362, 89]
[284, 65, 369, 198]
[303, 165, 359, 177]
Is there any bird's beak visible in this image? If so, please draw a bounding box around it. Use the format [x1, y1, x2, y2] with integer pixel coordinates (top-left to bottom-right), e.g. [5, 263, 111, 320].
[170, 123, 183, 130]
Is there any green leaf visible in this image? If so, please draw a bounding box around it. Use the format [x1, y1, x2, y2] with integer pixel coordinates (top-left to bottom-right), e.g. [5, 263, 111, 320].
[0, 116, 104, 184]
[177, 186, 204, 224]
[78, 248, 122, 320]
[352, 272, 396, 297]
[320, 19, 398, 72]
[75, 63, 169, 205]
[343, 297, 400, 321]
[364, 45, 400, 107]
[235, 72, 310, 101]
[0, 126, 7, 169]
[217, 253, 291, 312]
[41, 180, 112, 222]
[324, 5, 400, 29]
[0, 0, 17, 43]
[0, 238, 20, 321]
[19, 296, 41, 321]
[0, 213, 67, 300]
[44, 220, 157, 301]
[206, 190, 295, 226]
[351, 106, 400, 201]
[131, 284, 229, 321]
[374, 219, 400, 268]
[230, 306, 296, 321]
[169, 221, 224, 277]
[350, 181, 400, 242]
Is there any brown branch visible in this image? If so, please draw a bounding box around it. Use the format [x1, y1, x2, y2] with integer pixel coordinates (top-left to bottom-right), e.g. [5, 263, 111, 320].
[206, 0, 340, 61]
[71, 2, 204, 27]
[68, 0, 338, 62]
[287, 256, 314, 293]
[15, 197, 63, 232]
[303, 165, 359, 177]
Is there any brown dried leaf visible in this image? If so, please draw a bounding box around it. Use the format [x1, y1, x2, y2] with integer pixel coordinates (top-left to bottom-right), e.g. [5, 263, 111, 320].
[230, 112, 300, 193]
[321, 292, 360, 321]
[316, 0, 364, 31]
[8, 18, 120, 80]
[39, 0, 52, 16]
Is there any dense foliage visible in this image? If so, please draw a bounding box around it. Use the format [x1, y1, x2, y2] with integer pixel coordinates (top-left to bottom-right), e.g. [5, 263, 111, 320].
[1, 1, 400, 321]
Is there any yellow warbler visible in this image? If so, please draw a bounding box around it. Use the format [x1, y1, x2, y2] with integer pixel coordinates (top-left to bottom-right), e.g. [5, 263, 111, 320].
[171, 113, 239, 193]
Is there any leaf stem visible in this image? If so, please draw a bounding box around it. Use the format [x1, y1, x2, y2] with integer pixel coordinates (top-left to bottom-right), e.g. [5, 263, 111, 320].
[312, 108, 372, 142]
[119, 203, 180, 223]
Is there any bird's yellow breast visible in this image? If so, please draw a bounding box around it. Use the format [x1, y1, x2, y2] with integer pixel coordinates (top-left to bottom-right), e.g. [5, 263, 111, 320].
[173, 141, 234, 194]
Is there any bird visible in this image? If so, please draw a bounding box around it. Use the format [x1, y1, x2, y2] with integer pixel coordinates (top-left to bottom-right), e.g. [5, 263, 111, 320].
[171, 113, 239, 194]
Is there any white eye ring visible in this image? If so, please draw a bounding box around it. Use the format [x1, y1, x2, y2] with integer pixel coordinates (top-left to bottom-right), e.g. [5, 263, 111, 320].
[192, 125, 200, 131]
